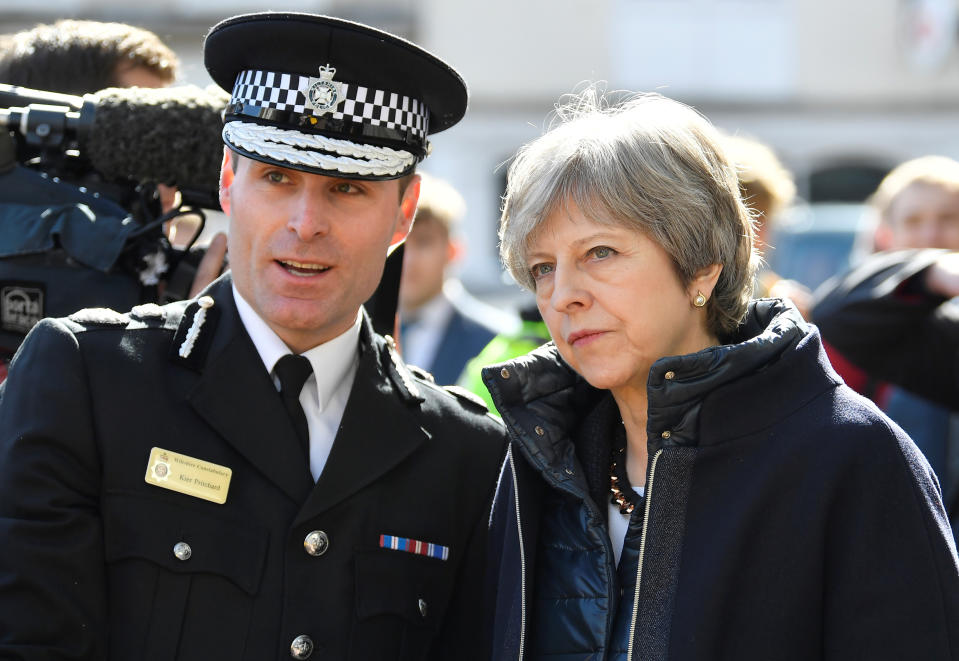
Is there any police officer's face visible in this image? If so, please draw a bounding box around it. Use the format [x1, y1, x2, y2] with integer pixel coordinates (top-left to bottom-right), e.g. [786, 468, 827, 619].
[220, 153, 418, 352]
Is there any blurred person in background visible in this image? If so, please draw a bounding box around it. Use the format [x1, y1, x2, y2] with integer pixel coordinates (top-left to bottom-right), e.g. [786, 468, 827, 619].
[0, 19, 178, 94]
[483, 89, 959, 660]
[458, 302, 550, 414]
[815, 249, 959, 410]
[871, 156, 959, 253]
[814, 155, 959, 541]
[725, 133, 813, 317]
[398, 171, 516, 384]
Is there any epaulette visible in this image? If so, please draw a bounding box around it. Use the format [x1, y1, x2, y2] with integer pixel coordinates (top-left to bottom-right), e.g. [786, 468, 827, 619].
[407, 364, 435, 383]
[68, 307, 129, 326]
[442, 384, 490, 413]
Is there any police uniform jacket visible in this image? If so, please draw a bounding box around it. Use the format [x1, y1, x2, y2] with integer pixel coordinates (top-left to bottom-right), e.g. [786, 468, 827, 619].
[0, 275, 507, 661]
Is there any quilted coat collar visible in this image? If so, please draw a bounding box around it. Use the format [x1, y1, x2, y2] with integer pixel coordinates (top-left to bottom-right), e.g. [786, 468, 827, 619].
[484, 298, 821, 483]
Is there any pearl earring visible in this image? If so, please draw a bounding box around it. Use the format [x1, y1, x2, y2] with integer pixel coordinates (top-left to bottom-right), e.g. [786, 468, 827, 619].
[693, 291, 706, 307]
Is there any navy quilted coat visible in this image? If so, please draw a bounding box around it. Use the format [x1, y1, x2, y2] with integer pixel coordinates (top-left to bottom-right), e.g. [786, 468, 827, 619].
[482, 299, 959, 660]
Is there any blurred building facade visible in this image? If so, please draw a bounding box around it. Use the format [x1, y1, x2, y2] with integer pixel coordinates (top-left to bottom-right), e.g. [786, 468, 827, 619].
[3, 0, 959, 295]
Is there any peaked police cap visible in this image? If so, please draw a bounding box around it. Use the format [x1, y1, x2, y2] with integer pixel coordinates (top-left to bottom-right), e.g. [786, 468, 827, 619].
[204, 12, 468, 180]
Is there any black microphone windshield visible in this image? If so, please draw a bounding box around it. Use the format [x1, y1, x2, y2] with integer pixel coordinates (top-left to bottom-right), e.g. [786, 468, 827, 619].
[0, 83, 83, 111]
[85, 85, 228, 193]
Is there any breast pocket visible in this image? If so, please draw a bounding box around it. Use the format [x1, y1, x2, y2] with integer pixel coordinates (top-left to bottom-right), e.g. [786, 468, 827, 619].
[102, 492, 268, 661]
[350, 550, 455, 661]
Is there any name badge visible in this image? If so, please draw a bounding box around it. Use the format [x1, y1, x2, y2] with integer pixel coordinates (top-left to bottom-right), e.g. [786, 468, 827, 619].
[144, 447, 232, 504]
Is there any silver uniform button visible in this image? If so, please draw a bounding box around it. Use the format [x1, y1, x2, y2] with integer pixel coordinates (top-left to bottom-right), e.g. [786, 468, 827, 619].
[290, 634, 314, 659]
[418, 598, 428, 618]
[173, 542, 192, 561]
[303, 530, 329, 556]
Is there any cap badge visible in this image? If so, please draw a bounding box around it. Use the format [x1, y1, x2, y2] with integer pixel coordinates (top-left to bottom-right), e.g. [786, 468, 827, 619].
[306, 64, 343, 115]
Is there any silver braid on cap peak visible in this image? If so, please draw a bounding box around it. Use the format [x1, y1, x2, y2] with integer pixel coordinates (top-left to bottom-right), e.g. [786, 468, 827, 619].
[223, 121, 416, 177]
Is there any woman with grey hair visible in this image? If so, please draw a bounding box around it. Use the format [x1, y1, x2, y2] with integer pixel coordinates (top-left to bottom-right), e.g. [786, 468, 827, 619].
[482, 90, 959, 660]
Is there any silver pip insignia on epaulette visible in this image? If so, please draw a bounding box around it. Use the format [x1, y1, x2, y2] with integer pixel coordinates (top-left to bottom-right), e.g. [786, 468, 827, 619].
[68, 307, 127, 325]
[130, 303, 164, 321]
[178, 296, 214, 358]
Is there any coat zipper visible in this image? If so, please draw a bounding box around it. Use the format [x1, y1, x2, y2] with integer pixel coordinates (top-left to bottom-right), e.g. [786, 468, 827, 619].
[626, 448, 663, 661]
[509, 448, 527, 661]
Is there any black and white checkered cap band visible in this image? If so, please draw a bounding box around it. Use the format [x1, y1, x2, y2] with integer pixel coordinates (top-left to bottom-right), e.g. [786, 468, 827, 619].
[231, 69, 430, 140]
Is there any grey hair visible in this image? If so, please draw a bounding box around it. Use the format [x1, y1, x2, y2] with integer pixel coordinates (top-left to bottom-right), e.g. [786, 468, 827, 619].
[499, 88, 758, 337]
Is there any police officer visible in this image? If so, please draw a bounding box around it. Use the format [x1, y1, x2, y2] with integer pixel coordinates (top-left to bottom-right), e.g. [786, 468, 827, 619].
[0, 12, 506, 660]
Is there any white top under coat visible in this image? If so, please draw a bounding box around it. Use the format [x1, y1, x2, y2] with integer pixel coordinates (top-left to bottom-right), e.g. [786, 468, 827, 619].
[608, 485, 646, 567]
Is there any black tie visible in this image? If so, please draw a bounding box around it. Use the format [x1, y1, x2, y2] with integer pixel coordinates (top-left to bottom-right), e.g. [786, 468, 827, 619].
[274, 354, 313, 464]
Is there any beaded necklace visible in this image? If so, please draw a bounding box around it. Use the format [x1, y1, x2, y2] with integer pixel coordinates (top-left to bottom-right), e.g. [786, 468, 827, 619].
[609, 431, 640, 515]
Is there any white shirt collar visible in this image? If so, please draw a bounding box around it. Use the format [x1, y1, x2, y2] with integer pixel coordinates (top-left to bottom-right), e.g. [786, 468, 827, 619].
[232, 284, 361, 412]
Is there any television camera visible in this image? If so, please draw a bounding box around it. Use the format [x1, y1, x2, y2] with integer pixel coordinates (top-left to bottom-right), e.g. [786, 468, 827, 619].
[0, 83, 227, 361]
